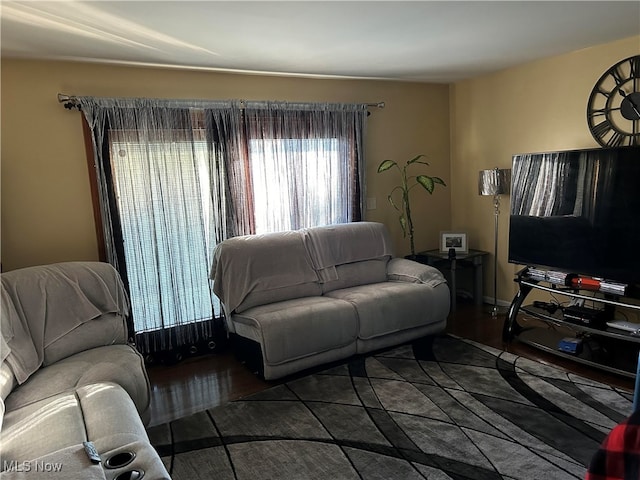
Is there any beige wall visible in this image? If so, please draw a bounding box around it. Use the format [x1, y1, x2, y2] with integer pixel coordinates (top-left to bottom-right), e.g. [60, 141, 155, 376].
[1, 60, 451, 271]
[451, 35, 640, 305]
[3, 34, 638, 302]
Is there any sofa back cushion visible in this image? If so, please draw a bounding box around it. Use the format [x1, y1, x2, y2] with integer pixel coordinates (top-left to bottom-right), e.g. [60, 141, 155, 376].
[212, 222, 395, 317]
[212, 230, 321, 317]
[1, 262, 129, 377]
[44, 312, 128, 366]
[321, 259, 389, 294]
[303, 222, 394, 282]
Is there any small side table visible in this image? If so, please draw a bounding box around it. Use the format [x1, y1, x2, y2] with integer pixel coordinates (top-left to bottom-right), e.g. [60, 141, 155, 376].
[413, 249, 489, 311]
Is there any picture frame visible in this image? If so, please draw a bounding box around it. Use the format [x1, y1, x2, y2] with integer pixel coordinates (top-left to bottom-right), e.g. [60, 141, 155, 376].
[439, 231, 468, 254]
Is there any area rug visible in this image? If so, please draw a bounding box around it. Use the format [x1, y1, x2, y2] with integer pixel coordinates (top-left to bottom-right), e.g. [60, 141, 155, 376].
[146, 335, 633, 480]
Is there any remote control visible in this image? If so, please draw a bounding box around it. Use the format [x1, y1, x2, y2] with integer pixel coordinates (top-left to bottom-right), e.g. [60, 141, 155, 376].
[83, 441, 101, 464]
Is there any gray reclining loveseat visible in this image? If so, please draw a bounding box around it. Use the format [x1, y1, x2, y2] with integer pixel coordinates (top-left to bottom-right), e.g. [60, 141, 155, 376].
[211, 222, 450, 380]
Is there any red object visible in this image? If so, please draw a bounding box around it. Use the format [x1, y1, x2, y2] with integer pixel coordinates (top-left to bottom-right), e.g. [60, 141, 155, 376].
[585, 409, 640, 480]
[571, 276, 601, 290]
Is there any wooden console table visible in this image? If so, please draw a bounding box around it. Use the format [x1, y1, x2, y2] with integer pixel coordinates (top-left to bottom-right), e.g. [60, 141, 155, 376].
[414, 249, 489, 311]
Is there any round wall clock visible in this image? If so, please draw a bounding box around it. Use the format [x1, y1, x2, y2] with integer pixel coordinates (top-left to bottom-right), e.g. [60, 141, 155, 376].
[587, 55, 640, 147]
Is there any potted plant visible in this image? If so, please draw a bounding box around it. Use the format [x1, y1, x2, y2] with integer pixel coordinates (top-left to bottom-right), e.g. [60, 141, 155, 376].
[377, 154, 446, 257]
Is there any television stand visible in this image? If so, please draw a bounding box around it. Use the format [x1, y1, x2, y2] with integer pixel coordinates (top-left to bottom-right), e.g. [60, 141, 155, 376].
[503, 267, 640, 379]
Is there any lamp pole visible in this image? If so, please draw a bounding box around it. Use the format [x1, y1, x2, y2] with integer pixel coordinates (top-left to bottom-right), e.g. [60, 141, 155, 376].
[478, 167, 511, 317]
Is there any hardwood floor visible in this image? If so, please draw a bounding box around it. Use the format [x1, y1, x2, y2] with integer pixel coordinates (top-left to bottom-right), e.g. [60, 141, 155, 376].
[146, 302, 635, 427]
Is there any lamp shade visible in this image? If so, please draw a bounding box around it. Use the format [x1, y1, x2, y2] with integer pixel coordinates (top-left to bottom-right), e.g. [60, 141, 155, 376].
[478, 168, 511, 196]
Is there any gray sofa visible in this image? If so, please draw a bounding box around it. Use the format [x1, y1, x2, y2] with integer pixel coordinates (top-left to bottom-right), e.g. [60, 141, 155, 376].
[0, 262, 170, 479]
[211, 222, 450, 380]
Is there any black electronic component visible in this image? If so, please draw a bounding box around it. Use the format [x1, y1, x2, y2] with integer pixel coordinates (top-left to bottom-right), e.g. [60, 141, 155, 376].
[509, 145, 640, 288]
[532, 301, 559, 314]
[563, 305, 610, 328]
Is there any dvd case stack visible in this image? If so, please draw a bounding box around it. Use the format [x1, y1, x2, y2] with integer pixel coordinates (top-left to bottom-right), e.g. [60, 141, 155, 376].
[546, 271, 569, 286]
[527, 268, 547, 281]
[599, 280, 627, 296]
[526, 268, 569, 286]
[525, 268, 627, 295]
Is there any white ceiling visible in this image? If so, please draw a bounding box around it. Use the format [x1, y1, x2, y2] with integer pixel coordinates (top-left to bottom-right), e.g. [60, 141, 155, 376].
[2, 1, 639, 83]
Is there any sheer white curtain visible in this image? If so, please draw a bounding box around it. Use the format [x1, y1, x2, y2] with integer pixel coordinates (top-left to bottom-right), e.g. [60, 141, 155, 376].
[78, 97, 366, 358]
[80, 98, 249, 355]
[243, 102, 367, 232]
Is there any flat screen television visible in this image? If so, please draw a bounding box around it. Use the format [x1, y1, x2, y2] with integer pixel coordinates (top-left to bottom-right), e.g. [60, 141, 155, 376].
[508, 145, 640, 288]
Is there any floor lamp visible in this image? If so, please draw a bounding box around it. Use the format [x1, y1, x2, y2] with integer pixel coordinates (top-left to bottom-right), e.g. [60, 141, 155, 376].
[478, 168, 511, 317]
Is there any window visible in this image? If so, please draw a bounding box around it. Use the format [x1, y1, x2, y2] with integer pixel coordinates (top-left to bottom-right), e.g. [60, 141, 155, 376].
[110, 134, 219, 334]
[249, 138, 347, 233]
[79, 97, 366, 357]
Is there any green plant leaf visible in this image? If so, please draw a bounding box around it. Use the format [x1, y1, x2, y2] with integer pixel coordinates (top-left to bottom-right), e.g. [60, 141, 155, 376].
[406, 154, 426, 165]
[377, 160, 397, 172]
[387, 194, 401, 212]
[376, 154, 447, 250]
[432, 176, 446, 186]
[416, 175, 435, 194]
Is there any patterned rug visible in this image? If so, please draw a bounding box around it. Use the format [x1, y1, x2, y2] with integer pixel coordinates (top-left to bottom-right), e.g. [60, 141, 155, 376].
[147, 335, 633, 479]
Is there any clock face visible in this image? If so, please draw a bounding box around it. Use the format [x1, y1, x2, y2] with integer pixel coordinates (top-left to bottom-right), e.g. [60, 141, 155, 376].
[587, 55, 640, 147]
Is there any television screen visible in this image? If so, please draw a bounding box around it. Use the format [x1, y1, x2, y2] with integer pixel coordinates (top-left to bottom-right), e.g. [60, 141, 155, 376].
[508, 146, 640, 287]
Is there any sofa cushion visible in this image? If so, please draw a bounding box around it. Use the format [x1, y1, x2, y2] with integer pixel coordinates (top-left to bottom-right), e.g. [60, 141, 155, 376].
[321, 259, 389, 294]
[236, 282, 322, 314]
[325, 281, 451, 340]
[4, 345, 150, 417]
[1, 382, 148, 469]
[232, 296, 358, 366]
[2, 390, 88, 467]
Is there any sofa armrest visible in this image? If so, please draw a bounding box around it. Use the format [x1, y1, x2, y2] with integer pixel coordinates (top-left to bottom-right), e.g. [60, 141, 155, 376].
[386, 258, 447, 287]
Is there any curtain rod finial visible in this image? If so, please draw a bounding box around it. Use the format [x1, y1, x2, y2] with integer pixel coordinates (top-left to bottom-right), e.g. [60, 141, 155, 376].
[57, 93, 80, 110]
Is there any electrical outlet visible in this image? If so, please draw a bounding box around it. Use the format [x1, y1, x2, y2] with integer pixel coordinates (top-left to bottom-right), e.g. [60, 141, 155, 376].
[366, 197, 376, 210]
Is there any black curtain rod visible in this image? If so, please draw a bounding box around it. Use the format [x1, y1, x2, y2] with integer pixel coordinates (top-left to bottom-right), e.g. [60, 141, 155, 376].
[57, 93, 385, 111]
